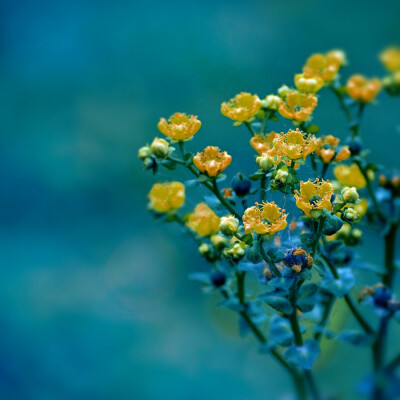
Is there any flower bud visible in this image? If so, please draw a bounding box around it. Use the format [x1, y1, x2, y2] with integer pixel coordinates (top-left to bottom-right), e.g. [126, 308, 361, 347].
[223, 242, 246, 260]
[231, 173, 252, 197]
[343, 207, 359, 222]
[256, 154, 275, 172]
[219, 215, 239, 236]
[345, 137, 363, 156]
[336, 223, 352, 239]
[341, 186, 359, 203]
[263, 94, 281, 110]
[198, 243, 210, 255]
[211, 271, 226, 287]
[352, 228, 363, 240]
[151, 137, 170, 158]
[138, 145, 152, 159]
[143, 157, 155, 169]
[275, 169, 289, 183]
[278, 85, 291, 98]
[210, 234, 228, 250]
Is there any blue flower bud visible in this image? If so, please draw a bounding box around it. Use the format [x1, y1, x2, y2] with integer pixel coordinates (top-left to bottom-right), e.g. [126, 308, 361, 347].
[231, 173, 252, 197]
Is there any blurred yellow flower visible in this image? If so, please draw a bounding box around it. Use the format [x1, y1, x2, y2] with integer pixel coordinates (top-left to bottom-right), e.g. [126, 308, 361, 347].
[346, 75, 381, 102]
[294, 73, 324, 93]
[380, 47, 400, 72]
[243, 202, 287, 235]
[148, 182, 185, 213]
[193, 146, 232, 177]
[333, 163, 367, 189]
[355, 198, 368, 218]
[272, 128, 318, 161]
[221, 92, 262, 122]
[303, 53, 341, 82]
[187, 203, 220, 236]
[315, 135, 351, 164]
[326, 49, 347, 67]
[294, 179, 334, 217]
[158, 112, 201, 141]
[278, 91, 318, 122]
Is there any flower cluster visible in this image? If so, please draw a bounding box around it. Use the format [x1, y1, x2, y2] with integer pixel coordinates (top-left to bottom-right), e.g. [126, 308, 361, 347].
[138, 47, 400, 400]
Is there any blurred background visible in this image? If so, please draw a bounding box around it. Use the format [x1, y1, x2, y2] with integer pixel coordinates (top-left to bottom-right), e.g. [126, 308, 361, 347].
[1, 0, 399, 399]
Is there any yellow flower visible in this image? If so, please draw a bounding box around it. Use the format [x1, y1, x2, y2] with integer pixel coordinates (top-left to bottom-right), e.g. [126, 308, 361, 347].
[158, 112, 201, 141]
[346, 75, 381, 102]
[243, 202, 288, 235]
[380, 47, 400, 72]
[272, 128, 318, 161]
[333, 163, 366, 189]
[221, 92, 262, 122]
[193, 146, 232, 177]
[186, 203, 220, 236]
[250, 132, 280, 155]
[294, 73, 324, 93]
[315, 135, 351, 164]
[148, 182, 185, 213]
[294, 179, 334, 218]
[303, 53, 341, 82]
[278, 91, 318, 122]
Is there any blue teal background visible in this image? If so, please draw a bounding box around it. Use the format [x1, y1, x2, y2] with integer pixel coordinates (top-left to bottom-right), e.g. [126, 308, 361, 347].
[1, 1, 400, 399]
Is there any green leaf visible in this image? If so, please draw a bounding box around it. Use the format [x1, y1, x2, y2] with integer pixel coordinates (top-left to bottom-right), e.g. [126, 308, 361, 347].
[322, 213, 344, 235]
[306, 124, 320, 134]
[262, 295, 293, 314]
[283, 340, 320, 370]
[297, 283, 318, 312]
[197, 174, 209, 183]
[249, 172, 264, 181]
[337, 330, 374, 346]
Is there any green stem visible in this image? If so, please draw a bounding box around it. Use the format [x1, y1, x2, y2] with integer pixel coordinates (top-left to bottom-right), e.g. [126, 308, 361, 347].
[323, 255, 375, 335]
[260, 243, 282, 277]
[314, 293, 335, 342]
[211, 179, 241, 219]
[260, 175, 267, 203]
[354, 159, 385, 223]
[330, 86, 353, 123]
[244, 121, 255, 137]
[321, 163, 329, 180]
[382, 222, 398, 288]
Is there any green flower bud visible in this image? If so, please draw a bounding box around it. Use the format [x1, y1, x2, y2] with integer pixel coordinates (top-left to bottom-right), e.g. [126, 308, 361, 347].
[138, 145, 152, 159]
[277, 85, 291, 98]
[151, 137, 170, 158]
[343, 207, 359, 222]
[341, 186, 359, 203]
[143, 157, 155, 169]
[198, 243, 210, 255]
[352, 228, 363, 240]
[223, 242, 246, 260]
[275, 169, 289, 183]
[210, 234, 228, 250]
[219, 215, 239, 236]
[256, 154, 275, 172]
[262, 94, 281, 110]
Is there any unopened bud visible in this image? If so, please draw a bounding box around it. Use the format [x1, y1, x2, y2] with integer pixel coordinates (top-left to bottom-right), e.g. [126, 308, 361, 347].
[343, 207, 359, 222]
[256, 153, 275, 172]
[210, 235, 228, 250]
[138, 145, 152, 159]
[198, 243, 210, 255]
[263, 94, 281, 110]
[275, 169, 289, 183]
[278, 85, 291, 98]
[151, 137, 170, 158]
[219, 215, 239, 236]
[341, 186, 359, 203]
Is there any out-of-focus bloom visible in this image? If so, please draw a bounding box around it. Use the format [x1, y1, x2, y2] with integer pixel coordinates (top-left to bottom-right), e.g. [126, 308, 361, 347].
[278, 91, 318, 122]
[219, 215, 239, 236]
[158, 112, 201, 141]
[148, 182, 185, 213]
[315, 135, 351, 163]
[380, 47, 400, 72]
[341, 186, 359, 203]
[151, 137, 170, 158]
[333, 163, 367, 189]
[221, 92, 262, 122]
[346, 75, 381, 102]
[272, 129, 318, 161]
[186, 203, 220, 236]
[303, 53, 341, 82]
[326, 49, 347, 66]
[294, 179, 334, 217]
[243, 202, 287, 235]
[250, 132, 280, 155]
[193, 146, 232, 177]
[263, 94, 281, 110]
[138, 145, 152, 159]
[354, 198, 368, 218]
[294, 73, 324, 93]
[284, 248, 313, 273]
